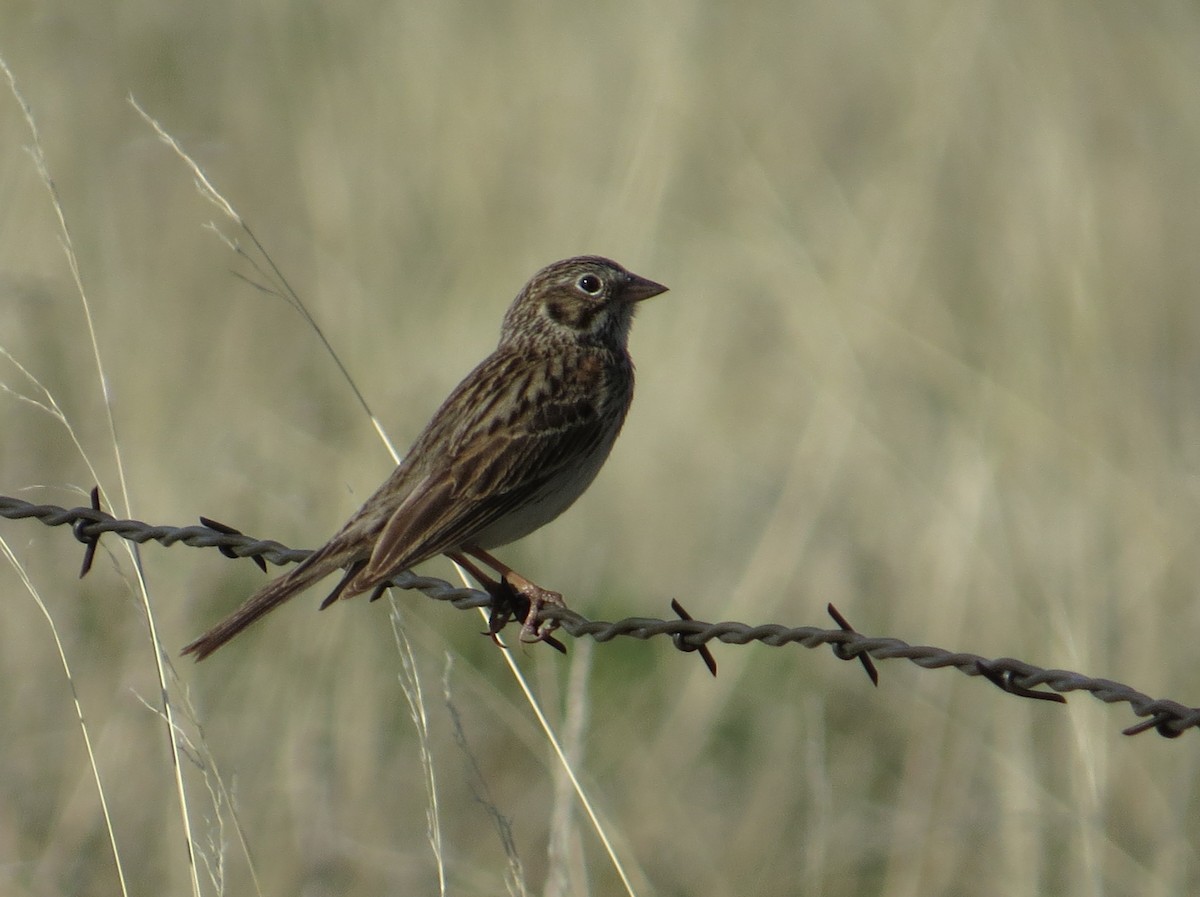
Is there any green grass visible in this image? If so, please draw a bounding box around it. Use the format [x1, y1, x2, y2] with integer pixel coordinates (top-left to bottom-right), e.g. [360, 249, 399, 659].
[3, 3, 1200, 895]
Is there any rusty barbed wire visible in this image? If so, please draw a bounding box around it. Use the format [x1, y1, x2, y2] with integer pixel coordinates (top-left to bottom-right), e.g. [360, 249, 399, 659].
[3, 492, 1198, 739]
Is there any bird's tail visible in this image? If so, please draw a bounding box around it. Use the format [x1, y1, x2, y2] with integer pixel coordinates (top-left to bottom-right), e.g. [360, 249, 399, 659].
[182, 543, 356, 661]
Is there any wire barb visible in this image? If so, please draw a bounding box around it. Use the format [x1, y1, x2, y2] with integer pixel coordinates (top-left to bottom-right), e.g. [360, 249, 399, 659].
[975, 660, 1067, 704]
[72, 486, 104, 578]
[826, 603, 879, 686]
[669, 598, 717, 677]
[198, 516, 269, 572]
[4, 492, 1198, 739]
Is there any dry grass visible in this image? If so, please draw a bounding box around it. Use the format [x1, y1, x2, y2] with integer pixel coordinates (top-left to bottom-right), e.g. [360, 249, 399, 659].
[3, 3, 1200, 895]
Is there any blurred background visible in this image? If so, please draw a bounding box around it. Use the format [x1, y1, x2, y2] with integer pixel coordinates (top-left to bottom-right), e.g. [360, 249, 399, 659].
[3, 2, 1200, 895]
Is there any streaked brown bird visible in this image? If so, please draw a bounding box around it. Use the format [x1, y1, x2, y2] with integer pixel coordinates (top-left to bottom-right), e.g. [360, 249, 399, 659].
[183, 256, 667, 660]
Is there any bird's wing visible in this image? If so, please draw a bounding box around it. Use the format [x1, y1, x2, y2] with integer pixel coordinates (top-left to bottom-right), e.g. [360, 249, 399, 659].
[345, 390, 611, 593]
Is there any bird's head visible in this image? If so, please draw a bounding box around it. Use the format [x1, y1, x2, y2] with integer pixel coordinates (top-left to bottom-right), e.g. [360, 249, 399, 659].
[500, 255, 667, 350]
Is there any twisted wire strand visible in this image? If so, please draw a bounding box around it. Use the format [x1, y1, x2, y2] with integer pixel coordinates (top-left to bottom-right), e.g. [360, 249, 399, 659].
[3, 493, 1197, 739]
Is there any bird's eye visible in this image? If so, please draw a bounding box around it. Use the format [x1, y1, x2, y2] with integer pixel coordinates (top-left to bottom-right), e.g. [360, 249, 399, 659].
[577, 274, 603, 295]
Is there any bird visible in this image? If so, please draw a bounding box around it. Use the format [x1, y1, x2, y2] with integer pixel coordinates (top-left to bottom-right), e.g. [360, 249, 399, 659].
[182, 255, 667, 660]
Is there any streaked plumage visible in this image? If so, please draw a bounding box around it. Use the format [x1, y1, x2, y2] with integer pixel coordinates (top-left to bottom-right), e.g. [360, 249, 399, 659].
[183, 256, 666, 659]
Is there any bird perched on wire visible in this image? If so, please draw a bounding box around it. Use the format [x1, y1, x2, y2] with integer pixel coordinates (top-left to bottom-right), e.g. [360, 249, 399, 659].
[183, 255, 667, 660]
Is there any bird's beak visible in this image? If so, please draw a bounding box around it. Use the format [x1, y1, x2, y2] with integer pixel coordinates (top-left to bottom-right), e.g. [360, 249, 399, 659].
[623, 273, 669, 303]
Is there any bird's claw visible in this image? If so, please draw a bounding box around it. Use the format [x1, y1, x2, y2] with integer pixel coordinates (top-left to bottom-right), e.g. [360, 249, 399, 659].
[517, 583, 564, 647]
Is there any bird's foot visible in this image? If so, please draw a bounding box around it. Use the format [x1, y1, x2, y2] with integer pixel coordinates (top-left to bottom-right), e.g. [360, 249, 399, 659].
[456, 548, 567, 653]
[501, 570, 566, 646]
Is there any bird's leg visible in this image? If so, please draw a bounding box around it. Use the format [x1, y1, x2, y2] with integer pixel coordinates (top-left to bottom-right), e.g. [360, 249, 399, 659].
[461, 546, 565, 643]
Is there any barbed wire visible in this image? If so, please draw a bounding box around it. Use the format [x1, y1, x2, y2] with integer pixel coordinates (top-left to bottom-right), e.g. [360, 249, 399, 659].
[3, 491, 1198, 740]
